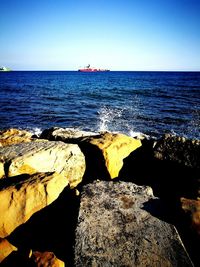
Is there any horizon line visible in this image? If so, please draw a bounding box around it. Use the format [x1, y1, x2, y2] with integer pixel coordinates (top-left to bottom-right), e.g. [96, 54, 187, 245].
[5, 69, 200, 72]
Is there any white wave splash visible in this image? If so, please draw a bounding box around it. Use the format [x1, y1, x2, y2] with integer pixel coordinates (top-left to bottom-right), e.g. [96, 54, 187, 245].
[28, 127, 42, 137]
[97, 105, 150, 139]
[128, 129, 150, 140]
[98, 106, 124, 132]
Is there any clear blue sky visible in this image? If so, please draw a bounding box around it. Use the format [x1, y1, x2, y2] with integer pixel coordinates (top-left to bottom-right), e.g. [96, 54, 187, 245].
[0, 0, 200, 70]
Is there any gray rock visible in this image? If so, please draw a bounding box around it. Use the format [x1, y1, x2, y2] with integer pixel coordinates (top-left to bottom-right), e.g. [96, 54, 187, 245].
[154, 134, 200, 169]
[75, 181, 193, 267]
[40, 127, 97, 142]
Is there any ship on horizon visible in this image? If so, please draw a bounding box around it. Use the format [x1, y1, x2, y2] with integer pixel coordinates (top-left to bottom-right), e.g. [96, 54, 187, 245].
[78, 64, 110, 72]
[0, 66, 12, 72]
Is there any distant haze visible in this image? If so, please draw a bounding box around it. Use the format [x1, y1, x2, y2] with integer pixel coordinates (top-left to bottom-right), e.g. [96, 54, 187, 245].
[0, 0, 200, 71]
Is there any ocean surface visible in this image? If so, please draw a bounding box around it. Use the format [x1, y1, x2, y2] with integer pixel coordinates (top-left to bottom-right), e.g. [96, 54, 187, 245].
[0, 71, 200, 139]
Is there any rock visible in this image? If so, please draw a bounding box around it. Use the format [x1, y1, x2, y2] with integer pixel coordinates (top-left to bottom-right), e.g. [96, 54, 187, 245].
[0, 162, 4, 179]
[75, 181, 193, 267]
[0, 172, 69, 237]
[40, 127, 97, 142]
[0, 238, 17, 263]
[181, 197, 200, 235]
[79, 132, 141, 179]
[0, 140, 85, 188]
[6, 186, 80, 266]
[31, 251, 65, 267]
[154, 134, 200, 169]
[0, 128, 33, 147]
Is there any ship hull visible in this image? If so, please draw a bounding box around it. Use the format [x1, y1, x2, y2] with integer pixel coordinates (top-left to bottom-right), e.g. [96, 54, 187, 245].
[78, 68, 110, 72]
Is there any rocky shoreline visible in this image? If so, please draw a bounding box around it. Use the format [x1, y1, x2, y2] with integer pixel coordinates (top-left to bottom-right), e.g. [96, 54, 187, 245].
[0, 127, 199, 266]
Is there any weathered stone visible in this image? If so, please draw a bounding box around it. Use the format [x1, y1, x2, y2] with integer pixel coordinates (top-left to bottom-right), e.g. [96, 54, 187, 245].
[80, 132, 141, 179]
[0, 172, 68, 237]
[31, 251, 65, 267]
[0, 128, 33, 147]
[181, 197, 200, 235]
[75, 181, 193, 267]
[40, 127, 97, 142]
[0, 238, 17, 263]
[0, 162, 4, 179]
[0, 140, 85, 188]
[154, 134, 200, 169]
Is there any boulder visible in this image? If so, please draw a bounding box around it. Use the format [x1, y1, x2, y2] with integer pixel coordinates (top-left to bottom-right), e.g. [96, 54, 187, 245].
[75, 181, 193, 267]
[154, 134, 200, 169]
[0, 128, 33, 147]
[79, 132, 141, 179]
[0, 140, 85, 188]
[0, 172, 68, 237]
[31, 251, 65, 267]
[40, 127, 97, 142]
[181, 197, 200, 235]
[0, 238, 17, 263]
[0, 162, 4, 179]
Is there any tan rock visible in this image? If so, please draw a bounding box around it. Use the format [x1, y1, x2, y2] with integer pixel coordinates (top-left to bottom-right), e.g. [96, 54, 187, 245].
[80, 132, 141, 179]
[181, 197, 200, 235]
[0, 128, 33, 147]
[31, 251, 65, 267]
[0, 140, 85, 188]
[0, 172, 68, 238]
[0, 238, 17, 263]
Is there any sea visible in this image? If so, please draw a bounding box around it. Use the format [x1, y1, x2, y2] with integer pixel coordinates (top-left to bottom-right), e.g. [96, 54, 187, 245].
[0, 71, 200, 140]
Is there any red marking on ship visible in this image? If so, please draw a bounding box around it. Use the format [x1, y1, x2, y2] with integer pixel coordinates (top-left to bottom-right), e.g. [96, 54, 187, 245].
[78, 64, 110, 72]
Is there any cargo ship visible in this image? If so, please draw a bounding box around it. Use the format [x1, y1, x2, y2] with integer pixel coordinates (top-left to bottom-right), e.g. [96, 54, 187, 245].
[78, 64, 110, 72]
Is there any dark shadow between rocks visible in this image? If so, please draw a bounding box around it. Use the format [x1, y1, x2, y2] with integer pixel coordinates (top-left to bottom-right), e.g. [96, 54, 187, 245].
[1, 251, 34, 267]
[78, 142, 111, 185]
[119, 141, 199, 200]
[5, 186, 80, 266]
[142, 198, 174, 224]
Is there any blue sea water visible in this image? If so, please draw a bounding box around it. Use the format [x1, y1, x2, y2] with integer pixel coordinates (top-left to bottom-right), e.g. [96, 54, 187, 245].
[0, 71, 200, 139]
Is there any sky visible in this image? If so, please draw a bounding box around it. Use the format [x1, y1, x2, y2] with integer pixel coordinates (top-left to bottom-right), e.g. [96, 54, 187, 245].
[0, 0, 200, 71]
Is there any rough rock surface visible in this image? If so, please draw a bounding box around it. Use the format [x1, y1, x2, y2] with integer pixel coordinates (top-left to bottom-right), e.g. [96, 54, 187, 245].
[181, 197, 200, 235]
[0, 128, 33, 147]
[154, 134, 200, 169]
[0, 172, 68, 237]
[40, 127, 97, 142]
[79, 132, 141, 179]
[0, 162, 4, 179]
[31, 251, 65, 267]
[0, 238, 17, 263]
[0, 140, 85, 188]
[75, 181, 193, 267]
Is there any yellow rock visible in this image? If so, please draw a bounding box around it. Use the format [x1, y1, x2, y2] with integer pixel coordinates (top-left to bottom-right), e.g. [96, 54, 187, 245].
[81, 132, 141, 178]
[0, 128, 33, 147]
[0, 172, 69, 238]
[0, 162, 4, 178]
[0, 140, 86, 188]
[0, 238, 17, 263]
